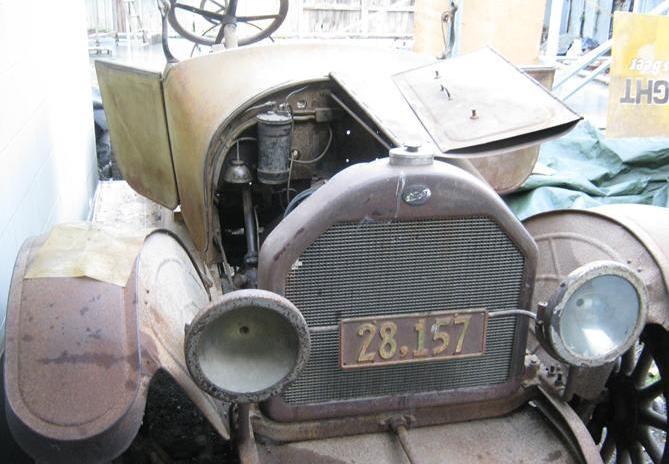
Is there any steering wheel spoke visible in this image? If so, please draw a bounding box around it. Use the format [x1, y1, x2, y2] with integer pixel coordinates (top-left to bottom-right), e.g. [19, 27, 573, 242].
[168, 0, 288, 48]
[237, 14, 281, 22]
[173, 3, 225, 21]
[206, 0, 225, 9]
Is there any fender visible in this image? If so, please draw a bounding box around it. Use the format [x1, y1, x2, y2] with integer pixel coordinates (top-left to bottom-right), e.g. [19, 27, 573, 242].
[524, 204, 669, 329]
[3, 230, 228, 463]
[523, 204, 669, 401]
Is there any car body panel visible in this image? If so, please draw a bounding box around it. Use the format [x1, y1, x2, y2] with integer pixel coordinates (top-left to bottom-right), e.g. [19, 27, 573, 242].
[257, 405, 580, 464]
[98, 43, 575, 259]
[3, 230, 230, 463]
[524, 205, 669, 402]
[96, 61, 178, 209]
[162, 42, 432, 256]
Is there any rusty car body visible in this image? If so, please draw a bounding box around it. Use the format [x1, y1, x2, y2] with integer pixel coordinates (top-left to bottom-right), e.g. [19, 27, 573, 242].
[3, 18, 669, 464]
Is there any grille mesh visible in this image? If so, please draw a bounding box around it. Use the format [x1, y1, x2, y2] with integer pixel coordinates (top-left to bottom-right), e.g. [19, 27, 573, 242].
[282, 218, 525, 405]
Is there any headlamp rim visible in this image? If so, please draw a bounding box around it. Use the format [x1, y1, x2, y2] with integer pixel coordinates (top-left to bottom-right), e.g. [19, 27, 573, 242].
[543, 260, 648, 368]
[184, 289, 311, 403]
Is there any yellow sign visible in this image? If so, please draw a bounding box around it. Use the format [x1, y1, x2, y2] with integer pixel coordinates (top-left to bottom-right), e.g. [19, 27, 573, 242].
[608, 12, 669, 138]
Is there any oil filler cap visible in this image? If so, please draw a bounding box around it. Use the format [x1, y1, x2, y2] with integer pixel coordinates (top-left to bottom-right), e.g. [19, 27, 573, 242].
[389, 142, 434, 166]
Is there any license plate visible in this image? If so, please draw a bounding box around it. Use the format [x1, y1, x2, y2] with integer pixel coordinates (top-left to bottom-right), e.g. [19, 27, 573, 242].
[339, 309, 488, 369]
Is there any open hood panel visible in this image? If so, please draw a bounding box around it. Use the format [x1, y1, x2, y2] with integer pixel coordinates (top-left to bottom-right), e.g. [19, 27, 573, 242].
[333, 48, 581, 157]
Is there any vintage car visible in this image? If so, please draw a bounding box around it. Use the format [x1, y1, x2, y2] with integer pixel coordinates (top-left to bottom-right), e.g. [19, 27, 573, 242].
[3, 3, 669, 464]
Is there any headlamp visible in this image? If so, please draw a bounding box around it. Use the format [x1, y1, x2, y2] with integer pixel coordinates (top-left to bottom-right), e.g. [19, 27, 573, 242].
[537, 261, 647, 367]
[185, 289, 310, 403]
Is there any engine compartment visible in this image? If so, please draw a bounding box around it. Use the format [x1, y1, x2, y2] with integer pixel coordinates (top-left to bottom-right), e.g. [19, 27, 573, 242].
[213, 82, 391, 287]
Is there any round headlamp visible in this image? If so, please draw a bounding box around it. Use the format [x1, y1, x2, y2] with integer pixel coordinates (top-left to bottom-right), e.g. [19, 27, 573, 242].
[185, 289, 310, 403]
[537, 260, 647, 367]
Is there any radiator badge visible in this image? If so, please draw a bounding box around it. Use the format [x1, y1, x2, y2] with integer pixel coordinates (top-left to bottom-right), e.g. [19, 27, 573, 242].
[402, 184, 431, 206]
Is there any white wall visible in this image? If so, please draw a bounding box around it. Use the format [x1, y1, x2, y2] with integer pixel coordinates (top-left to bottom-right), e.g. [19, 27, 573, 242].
[0, 0, 98, 343]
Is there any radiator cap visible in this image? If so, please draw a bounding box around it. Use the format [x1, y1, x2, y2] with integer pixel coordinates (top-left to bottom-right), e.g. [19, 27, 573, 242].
[389, 142, 434, 166]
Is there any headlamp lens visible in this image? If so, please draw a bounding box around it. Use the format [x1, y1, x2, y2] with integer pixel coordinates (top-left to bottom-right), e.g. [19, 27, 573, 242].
[559, 274, 640, 361]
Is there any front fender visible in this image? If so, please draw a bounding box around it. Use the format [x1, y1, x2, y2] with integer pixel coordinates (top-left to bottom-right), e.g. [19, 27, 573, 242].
[524, 204, 669, 330]
[3, 230, 227, 463]
[524, 204, 669, 401]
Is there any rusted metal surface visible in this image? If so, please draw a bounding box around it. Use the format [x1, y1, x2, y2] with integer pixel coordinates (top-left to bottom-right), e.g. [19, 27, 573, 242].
[257, 157, 537, 421]
[469, 147, 539, 195]
[524, 206, 669, 402]
[4, 236, 145, 462]
[468, 65, 556, 195]
[392, 49, 580, 155]
[162, 43, 431, 257]
[253, 386, 534, 443]
[97, 44, 570, 259]
[593, 204, 669, 317]
[387, 417, 421, 464]
[338, 309, 488, 369]
[183, 289, 310, 403]
[3, 230, 231, 462]
[96, 61, 179, 209]
[524, 207, 669, 331]
[534, 387, 604, 464]
[134, 231, 229, 439]
[332, 63, 556, 195]
[255, 397, 583, 464]
[237, 403, 261, 464]
[156, 44, 569, 259]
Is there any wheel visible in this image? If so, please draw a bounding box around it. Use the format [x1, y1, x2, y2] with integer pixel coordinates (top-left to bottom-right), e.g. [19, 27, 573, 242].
[587, 325, 669, 463]
[167, 0, 289, 47]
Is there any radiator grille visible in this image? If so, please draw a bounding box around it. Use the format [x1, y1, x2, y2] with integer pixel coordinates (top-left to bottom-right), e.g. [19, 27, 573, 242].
[282, 218, 525, 405]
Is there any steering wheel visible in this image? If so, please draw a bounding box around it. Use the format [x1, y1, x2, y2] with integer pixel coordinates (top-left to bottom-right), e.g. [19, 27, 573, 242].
[167, 0, 289, 47]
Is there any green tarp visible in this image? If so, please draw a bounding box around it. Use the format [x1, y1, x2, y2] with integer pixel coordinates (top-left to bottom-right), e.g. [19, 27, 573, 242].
[505, 121, 669, 219]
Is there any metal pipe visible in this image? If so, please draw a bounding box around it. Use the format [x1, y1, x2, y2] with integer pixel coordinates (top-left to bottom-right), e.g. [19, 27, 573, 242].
[545, 0, 564, 61]
[553, 0, 669, 90]
[157, 0, 178, 64]
[242, 187, 258, 265]
[488, 309, 537, 319]
[390, 422, 422, 464]
[560, 58, 611, 100]
[223, 23, 239, 48]
[553, 39, 613, 90]
[237, 403, 260, 464]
